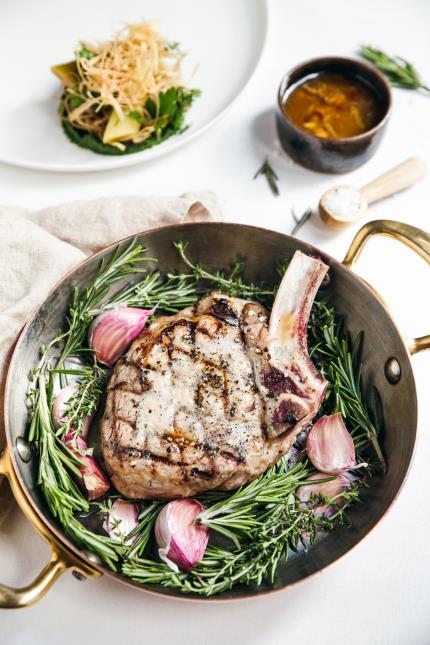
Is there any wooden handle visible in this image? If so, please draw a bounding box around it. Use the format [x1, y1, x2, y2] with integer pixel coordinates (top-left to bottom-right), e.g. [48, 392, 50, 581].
[360, 157, 427, 205]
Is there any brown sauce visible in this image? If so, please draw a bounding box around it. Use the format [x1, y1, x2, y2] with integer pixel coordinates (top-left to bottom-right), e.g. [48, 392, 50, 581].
[282, 72, 382, 139]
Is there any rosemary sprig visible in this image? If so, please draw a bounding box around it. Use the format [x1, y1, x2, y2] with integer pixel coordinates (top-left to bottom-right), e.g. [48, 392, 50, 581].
[309, 302, 386, 471]
[103, 272, 199, 313]
[28, 369, 88, 517]
[253, 158, 280, 196]
[57, 240, 154, 366]
[174, 241, 275, 304]
[359, 45, 430, 93]
[27, 241, 156, 568]
[198, 462, 308, 542]
[67, 515, 123, 570]
[290, 207, 313, 236]
[122, 486, 358, 596]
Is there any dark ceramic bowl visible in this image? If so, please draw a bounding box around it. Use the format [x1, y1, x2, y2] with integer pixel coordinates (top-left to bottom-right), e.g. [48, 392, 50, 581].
[276, 56, 392, 174]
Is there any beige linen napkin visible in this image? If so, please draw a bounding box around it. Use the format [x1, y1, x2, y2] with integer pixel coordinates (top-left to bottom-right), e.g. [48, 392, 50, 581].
[0, 191, 221, 524]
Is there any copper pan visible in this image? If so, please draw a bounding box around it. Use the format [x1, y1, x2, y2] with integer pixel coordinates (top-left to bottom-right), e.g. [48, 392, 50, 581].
[1, 219, 429, 608]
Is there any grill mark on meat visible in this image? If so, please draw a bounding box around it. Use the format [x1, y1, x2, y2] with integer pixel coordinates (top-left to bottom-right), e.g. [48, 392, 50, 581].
[195, 383, 203, 407]
[146, 342, 221, 373]
[160, 318, 195, 339]
[202, 442, 219, 457]
[190, 467, 214, 480]
[114, 445, 171, 464]
[111, 380, 127, 391]
[110, 381, 140, 394]
[220, 450, 244, 464]
[110, 380, 145, 397]
[140, 369, 152, 392]
[189, 319, 196, 347]
[211, 298, 239, 326]
[260, 418, 269, 441]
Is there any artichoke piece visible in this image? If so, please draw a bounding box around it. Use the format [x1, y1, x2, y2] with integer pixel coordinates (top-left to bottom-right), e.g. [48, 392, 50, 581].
[102, 110, 140, 144]
[51, 61, 79, 88]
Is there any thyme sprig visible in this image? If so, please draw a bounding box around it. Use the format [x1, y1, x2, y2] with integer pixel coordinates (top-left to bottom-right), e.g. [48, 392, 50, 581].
[52, 365, 106, 437]
[198, 461, 311, 546]
[359, 45, 430, 94]
[174, 241, 275, 304]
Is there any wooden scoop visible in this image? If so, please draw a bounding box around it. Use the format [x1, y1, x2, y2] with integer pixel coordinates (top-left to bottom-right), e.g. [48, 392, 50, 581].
[319, 157, 427, 229]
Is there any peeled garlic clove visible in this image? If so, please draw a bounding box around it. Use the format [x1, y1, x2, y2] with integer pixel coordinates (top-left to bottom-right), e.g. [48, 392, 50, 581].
[52, 383, 92, 438]
[105, 499, 139, 544]
[297, 472, 351, 518]
[306, 412, 366, 474]
[63, 433, 110, 500]
[155, 499, 209, 572]
[88, 306, 156, 367]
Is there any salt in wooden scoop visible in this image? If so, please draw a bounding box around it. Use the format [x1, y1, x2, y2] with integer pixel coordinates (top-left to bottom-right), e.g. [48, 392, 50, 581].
[319, 157, 427, 229]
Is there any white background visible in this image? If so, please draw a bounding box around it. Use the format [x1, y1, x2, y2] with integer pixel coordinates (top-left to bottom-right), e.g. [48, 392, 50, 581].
[1, 1, 430, 643]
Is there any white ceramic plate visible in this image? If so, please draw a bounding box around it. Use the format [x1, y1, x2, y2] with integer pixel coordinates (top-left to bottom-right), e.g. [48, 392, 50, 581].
[0, 0, 267, 173]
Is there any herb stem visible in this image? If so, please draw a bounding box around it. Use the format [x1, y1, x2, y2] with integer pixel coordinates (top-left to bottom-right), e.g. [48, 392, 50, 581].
[291, 207, 313, 235]
[253, 158, 280, 196]
[359, 45, 429, 94]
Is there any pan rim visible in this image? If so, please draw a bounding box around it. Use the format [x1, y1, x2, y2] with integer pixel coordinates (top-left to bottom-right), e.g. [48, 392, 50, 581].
[3, 220, 419, 601]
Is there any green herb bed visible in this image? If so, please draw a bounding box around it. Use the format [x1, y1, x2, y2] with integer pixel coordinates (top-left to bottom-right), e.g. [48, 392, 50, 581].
[27, 241, 384, 595]
[61, 87, 200, 156]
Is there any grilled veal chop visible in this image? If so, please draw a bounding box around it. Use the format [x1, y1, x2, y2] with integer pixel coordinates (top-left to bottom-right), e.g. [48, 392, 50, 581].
[100, 250, 328, 498]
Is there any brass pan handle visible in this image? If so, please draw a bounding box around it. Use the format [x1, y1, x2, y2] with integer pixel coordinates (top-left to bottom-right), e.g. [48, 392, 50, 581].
[343, 219, 430, 354]
[0, 448, 100, 609]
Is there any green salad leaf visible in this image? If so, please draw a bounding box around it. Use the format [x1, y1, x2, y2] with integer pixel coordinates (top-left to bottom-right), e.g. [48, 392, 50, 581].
[61, 87, 200, 156]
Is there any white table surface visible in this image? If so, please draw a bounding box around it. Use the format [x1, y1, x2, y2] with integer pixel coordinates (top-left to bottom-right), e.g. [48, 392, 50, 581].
[1, 0, 430, 643]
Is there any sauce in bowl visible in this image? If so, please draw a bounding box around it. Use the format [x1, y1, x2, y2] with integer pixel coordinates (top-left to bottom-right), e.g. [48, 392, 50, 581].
[282, 72, 383, 139]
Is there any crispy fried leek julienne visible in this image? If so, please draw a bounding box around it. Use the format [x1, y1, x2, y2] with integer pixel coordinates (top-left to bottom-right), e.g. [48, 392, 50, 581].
[52, 22, 199, 152]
